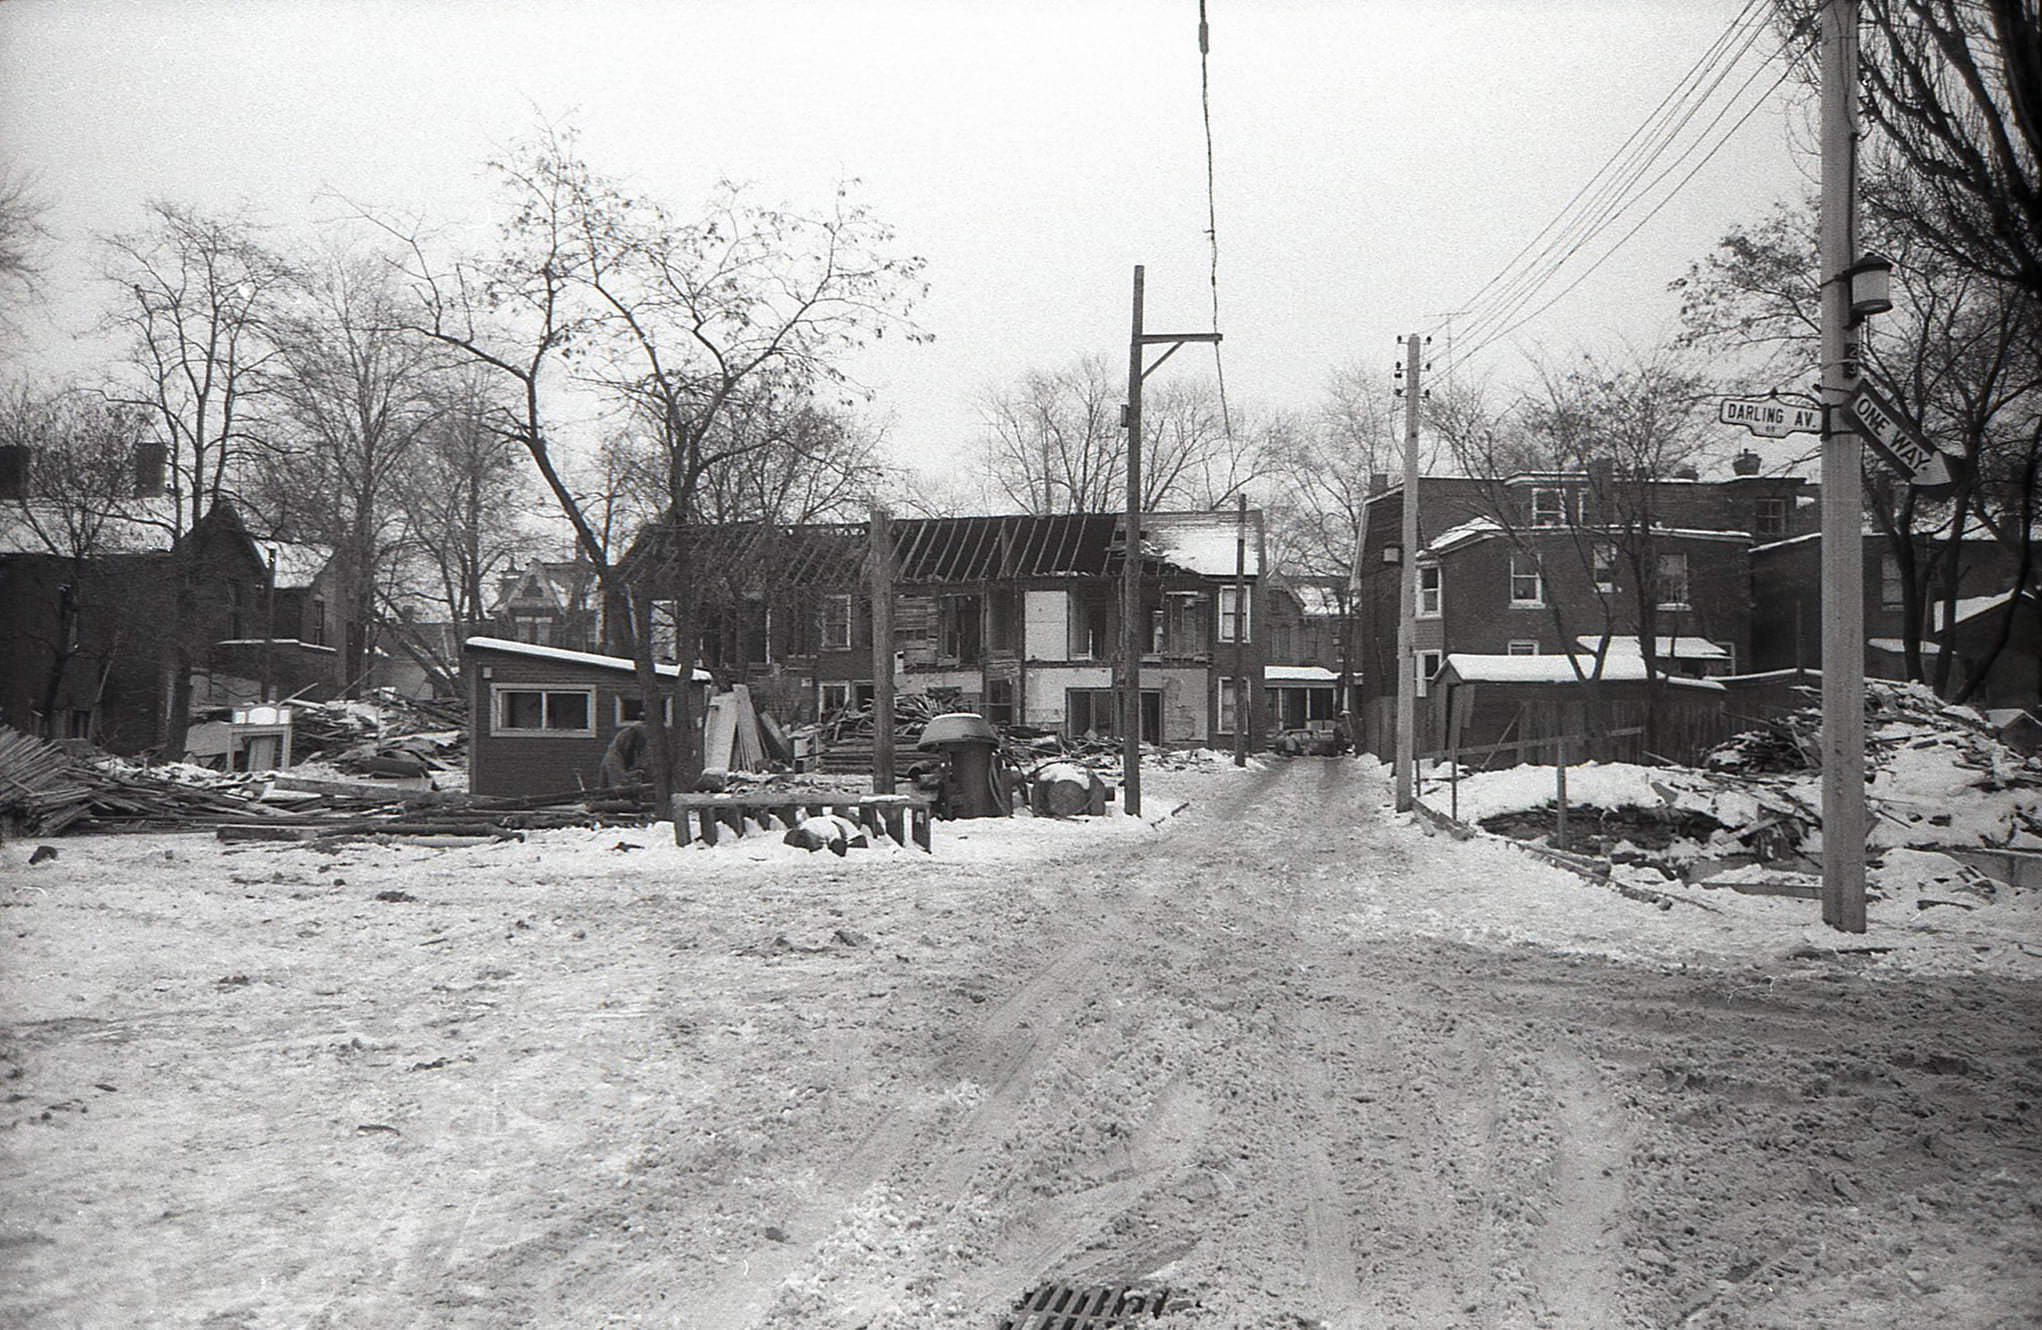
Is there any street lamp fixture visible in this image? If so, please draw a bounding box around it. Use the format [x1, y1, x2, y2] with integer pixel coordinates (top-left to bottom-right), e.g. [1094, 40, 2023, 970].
[1845, 252, 1894, 324]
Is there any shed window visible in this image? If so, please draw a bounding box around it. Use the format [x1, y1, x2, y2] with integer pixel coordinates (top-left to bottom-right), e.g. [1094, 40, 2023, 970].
[616, 694, 674, 727]
[1507, 640, 1538, 655]
[493, 685, 595, 736]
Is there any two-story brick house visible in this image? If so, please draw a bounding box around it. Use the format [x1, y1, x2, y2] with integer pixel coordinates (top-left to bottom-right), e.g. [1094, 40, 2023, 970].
[616, 510, 1269, 748]
[1351, 457, 1814, 756]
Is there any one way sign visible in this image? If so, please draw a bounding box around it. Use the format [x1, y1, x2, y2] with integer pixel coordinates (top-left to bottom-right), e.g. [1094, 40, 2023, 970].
[1842, 380, 1953, 489]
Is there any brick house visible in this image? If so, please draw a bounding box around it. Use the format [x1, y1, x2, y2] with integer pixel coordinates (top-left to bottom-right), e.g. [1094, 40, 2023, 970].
[1351, 459, 1811, 759]
[1750, 527, 2041, 708]
[616, 510, 1269, 747]
[490, 560, 601, 653]
[0, 499, 344, 751]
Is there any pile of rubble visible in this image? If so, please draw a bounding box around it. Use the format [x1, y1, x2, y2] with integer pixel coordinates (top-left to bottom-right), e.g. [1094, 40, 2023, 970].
[1462, 680, 2042, 892]
[288, 691, 467, 779]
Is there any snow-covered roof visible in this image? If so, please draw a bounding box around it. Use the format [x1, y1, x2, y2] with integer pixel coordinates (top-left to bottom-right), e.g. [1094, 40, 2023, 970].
[253, 539, 331, 588]
[1441, 653, 1726, 690]
[1265, 665, 1339, 683]
[1141, 510, 1263, 577]
[465, 636, 713, 681]
[1932, 588, 2035, 630]
[1424, 518, 1504, 554]
[0, 502, 179, 555]
[1574, 634, 1731, 661]
[1289, 584, 1345, 617]
[1869, 638, 1945, 655]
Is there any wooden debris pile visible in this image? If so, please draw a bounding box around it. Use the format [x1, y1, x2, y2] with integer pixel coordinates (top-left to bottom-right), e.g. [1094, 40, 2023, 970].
[289, 691, 467, 777]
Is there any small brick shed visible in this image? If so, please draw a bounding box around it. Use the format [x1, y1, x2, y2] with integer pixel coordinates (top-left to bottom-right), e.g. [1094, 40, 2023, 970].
[464, 636, 710, 798]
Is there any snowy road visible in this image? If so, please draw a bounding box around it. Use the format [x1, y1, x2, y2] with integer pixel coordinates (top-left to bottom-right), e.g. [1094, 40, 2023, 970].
[2, 758, 2037, 1328]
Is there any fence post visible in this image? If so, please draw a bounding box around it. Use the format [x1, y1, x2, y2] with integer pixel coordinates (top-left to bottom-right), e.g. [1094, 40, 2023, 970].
[1554, 736, 1569, 850]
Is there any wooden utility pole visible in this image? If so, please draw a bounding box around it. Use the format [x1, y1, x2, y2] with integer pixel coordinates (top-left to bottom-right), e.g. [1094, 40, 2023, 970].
[1393, 333, 1423, 812]
[1233, 490, 1248, 767]
[1120, 265, 1221, 817]
[869, 505, 896, 794]
[1819, 0, 1868, 932]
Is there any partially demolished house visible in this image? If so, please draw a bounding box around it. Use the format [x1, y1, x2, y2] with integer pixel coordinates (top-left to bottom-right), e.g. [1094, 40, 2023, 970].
[616, 509, 1269, 747]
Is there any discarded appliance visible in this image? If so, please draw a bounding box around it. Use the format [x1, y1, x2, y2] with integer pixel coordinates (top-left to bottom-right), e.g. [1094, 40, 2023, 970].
[1028, 759, 1111, 817]
[915, 712, 1012, 818]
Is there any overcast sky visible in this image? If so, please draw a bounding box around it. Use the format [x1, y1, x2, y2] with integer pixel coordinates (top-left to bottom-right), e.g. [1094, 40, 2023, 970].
[1, 0, 1815, 494]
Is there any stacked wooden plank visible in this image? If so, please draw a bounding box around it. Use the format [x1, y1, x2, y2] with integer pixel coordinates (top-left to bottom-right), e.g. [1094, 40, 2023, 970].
[0, 729, 97, 835]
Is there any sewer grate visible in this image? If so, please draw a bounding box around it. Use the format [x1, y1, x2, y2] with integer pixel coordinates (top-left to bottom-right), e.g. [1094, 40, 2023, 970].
[994, 1282, 1172, 1329]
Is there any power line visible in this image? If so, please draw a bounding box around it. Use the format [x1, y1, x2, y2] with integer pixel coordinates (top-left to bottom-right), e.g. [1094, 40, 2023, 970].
[1438, 0, 1790, 371]
[1198, 0, 1234, 442]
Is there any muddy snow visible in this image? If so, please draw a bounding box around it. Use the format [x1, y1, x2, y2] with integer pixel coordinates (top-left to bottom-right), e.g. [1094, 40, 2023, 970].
[3, 757, 2038, 1328]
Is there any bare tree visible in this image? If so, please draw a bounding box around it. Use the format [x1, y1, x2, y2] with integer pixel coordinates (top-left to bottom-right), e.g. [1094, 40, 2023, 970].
[259, 245, 443, 694]
[1676, 199, 2042, 696]
[975, 356, 1250, 513]
[102, 201, 291, 755]
[0, 168, 51, 335]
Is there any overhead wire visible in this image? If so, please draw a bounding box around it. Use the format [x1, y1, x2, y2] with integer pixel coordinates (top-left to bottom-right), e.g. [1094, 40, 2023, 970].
[1198, 0, 1234, 442]
[1437, 0, 1792, 375]
[1450, 0, 1771, 351]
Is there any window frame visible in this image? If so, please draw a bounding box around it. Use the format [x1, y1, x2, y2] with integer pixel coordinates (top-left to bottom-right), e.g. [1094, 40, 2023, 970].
[1754, 496, 1788, 538]
[1880, 553, 1905, 609]
[1217, 585, 1252, 643]
[1507, 639, 1539, 656]
[1529, 486, 1571, 528]
[491, 684, 597, 738]
[821, 593, 854, 651]
[1508, 554, 1545, 608]
[1591, 543, 1616, 597]
[615, 694, 675, 727]
[1416, 563, 1442, 619]
[1416, 649, 1443, 698]
[1655, 551, 1691, 611]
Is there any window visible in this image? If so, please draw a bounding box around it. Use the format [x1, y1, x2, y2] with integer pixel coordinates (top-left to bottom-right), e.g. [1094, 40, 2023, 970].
[1069, 589, 1110, 659]
[1218, 585, 1252, 643]
[66, 708, 93, 740]
[1220, 678, 1245, 733]
[1755, 496, 1788, 538]
[616, 694, 674, 727]
[1507, 640, 1538, 656]
[1416, 649, 1443, 698]
[493, 685, 594, 736]
[1880, 554, 1905, 609]
[513, 614, 553, 646]
[1655, 552, 1690, 610]
[821, 594, 853, 651]
[820, 681, 852, 714]
[1592, 544, 1616, 596]
[1509, 555, 1544, 607]
[1163, 592, 1209, 657]
[1530, 487, 1571, 528]
[308, 598, 327, 646]
[1417, 563, 1442, 618]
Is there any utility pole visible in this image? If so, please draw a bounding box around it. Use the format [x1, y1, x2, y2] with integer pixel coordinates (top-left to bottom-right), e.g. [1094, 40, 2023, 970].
[1120, 264, 1221, 817]
[1819, 0, 1868, 932]
[1233, 490, 1248, 768]
[869, 504, 896, 795]
[1393, 333, 1423, 812]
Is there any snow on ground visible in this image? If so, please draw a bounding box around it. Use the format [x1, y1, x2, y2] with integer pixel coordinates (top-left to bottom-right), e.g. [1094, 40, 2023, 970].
[1410, 738, 2042, 980]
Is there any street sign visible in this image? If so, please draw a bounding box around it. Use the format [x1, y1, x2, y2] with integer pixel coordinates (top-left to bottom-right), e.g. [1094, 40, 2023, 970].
[1840, 381, 1952, 488]
[1720, 396, 1823, 438]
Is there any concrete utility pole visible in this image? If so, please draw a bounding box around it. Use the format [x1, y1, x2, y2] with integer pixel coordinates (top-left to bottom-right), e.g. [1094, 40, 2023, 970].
[1393, 333, 1423, 813]
[869, 504, 896, 795]
[1819, 0, 1868, 932]
[1120, 264, 1221, 817]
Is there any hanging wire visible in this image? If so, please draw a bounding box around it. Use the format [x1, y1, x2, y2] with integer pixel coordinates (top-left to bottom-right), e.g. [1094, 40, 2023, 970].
[1199, 0, 1234, 442]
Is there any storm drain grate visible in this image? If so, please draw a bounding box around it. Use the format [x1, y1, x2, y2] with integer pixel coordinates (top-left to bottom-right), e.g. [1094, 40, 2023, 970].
[995, 1282, 1171, 1329]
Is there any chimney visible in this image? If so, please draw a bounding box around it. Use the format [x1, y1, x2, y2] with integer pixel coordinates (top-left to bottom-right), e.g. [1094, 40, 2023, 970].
[1368, 472, 1389, 495]
[1732, 449, 1761, 476]
[134, 441, 167, 496]
[0, 445, 27, 500]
